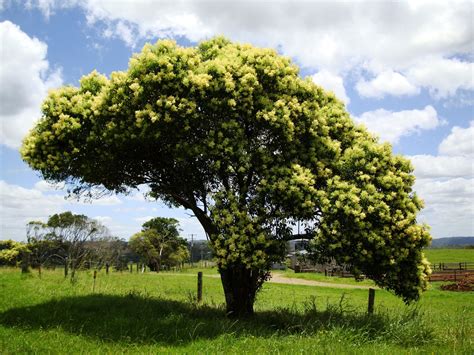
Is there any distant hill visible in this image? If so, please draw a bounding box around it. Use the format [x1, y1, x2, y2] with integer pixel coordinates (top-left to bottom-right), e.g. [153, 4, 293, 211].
[430, 237, 474, 248]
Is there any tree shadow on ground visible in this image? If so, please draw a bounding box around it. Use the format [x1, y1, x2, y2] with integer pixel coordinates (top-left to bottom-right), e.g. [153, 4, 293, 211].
[0, 293, 431, 346]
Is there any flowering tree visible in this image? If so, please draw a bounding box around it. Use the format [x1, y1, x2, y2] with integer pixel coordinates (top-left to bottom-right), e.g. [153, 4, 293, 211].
[21, 37, 431, 316]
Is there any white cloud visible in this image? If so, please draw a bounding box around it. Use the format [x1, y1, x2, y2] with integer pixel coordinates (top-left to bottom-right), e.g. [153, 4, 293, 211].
[311, 70, 350, 105]
[0, 21, 62, 149]
[0, 179, 123, 240]
[410, 155, 473, 179]
[354, 105, 441, 144]
[438, 121, 474, 157]
[409, 121, 474, 238]
[407, 57, 474, 99]
[93, 215, 112, 224]
[24, 0, 79, 19]
[175, 216, 206, 239]
[0, 180, 64, 240]
[414, 178, 474, 238]
[19, 1, 473, 103]
[34, 180, 65, 192]
[33, 181, 123, 205]
[356, 70, 419, 99]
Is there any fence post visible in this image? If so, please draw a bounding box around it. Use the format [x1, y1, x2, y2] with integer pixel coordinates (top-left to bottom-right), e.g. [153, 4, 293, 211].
[93, 270, 97, 292]
[130, 263, 133, 273]
[368, 288, 375, 314]
[64, 257, 68, 277]
[105, 262, 109, 275]
[197, 271, 203, 303]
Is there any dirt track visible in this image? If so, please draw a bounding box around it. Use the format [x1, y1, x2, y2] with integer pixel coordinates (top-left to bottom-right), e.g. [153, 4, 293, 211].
[269, 273, 375, 289]
[158, 272, 375, 289]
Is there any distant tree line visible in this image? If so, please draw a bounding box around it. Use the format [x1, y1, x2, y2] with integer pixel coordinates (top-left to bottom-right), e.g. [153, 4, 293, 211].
[0, 212, 214, 277]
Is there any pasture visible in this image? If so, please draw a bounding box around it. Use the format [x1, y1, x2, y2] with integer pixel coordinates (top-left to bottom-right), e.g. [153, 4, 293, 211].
[424, 248, 474, 264]
[0, 266, 472, 354]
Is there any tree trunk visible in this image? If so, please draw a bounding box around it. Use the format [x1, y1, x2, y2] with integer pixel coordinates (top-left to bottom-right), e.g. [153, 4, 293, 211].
[219, 264, 262, 317]
[21, 251, 30, 274]
[70, 259, 76, 281]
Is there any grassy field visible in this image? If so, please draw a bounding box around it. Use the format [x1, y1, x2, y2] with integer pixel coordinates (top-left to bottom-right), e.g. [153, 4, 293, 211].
[0, 267, 472, 354]
[424, 248, 474, 264]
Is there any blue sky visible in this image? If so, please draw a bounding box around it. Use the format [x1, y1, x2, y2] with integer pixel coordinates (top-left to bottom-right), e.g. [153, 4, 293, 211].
[0, 1, 473, 242]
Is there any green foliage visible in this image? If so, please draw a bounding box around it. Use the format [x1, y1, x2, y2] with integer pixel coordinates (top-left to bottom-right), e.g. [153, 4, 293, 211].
[24, 212, 109, 278]
[129, 217, 189, 270]
[0, 240, 29, 266]
[21, 37, 430, 304]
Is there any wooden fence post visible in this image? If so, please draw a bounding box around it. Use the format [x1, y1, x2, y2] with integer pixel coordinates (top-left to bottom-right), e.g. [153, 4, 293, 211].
[93, 270, 97, 292]
[368, 288, 375, 314]
[105, 262, 109, 275]
[64, 257, 68, 277]
[197, 271, 203, 303]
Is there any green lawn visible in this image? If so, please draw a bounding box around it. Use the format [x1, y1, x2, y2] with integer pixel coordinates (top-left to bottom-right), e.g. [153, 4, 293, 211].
[0, 267, 472, 354]
[424, 248, 474, 264]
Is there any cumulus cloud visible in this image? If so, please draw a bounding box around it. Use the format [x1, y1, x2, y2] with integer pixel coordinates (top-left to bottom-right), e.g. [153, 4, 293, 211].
[409, 155, 473, 179]
[93, 215, 113, 224]
[407, 57, 474, 99]
[414, 178, 474, 238]
[34, 180, 65, 192]
[356, 71, 419, 99]
[0, 21, 62, 149]
[0, 180, 123, 240]
[354, 105, 441, 144]
[438, 121, 474, 157]
[0, 180, 64, 240]
[409, 121, 474, 238]
[311, 70, 350, 105]
[19, 1, 473, 102]
[175, 216, 206, 239]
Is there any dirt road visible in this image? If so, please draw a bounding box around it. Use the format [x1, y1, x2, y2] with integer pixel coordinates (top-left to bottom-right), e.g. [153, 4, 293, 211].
[268, 273, 375, 289]
[158, 272, 375, 289]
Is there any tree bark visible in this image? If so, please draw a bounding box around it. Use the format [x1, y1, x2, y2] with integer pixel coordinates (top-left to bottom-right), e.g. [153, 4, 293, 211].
[21, 250, 30, 274]
[219, 264, 262, 317]
[70, 259, 76, 281]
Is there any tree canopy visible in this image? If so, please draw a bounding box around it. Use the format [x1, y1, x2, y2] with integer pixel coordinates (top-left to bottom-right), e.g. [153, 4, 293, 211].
[129, 217, 188, 271]
[21, 37, 431, 315]
[31, 212, 108, 278]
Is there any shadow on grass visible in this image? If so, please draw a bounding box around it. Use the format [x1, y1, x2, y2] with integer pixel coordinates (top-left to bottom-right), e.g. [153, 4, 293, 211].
[0, 293, 433, 346]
